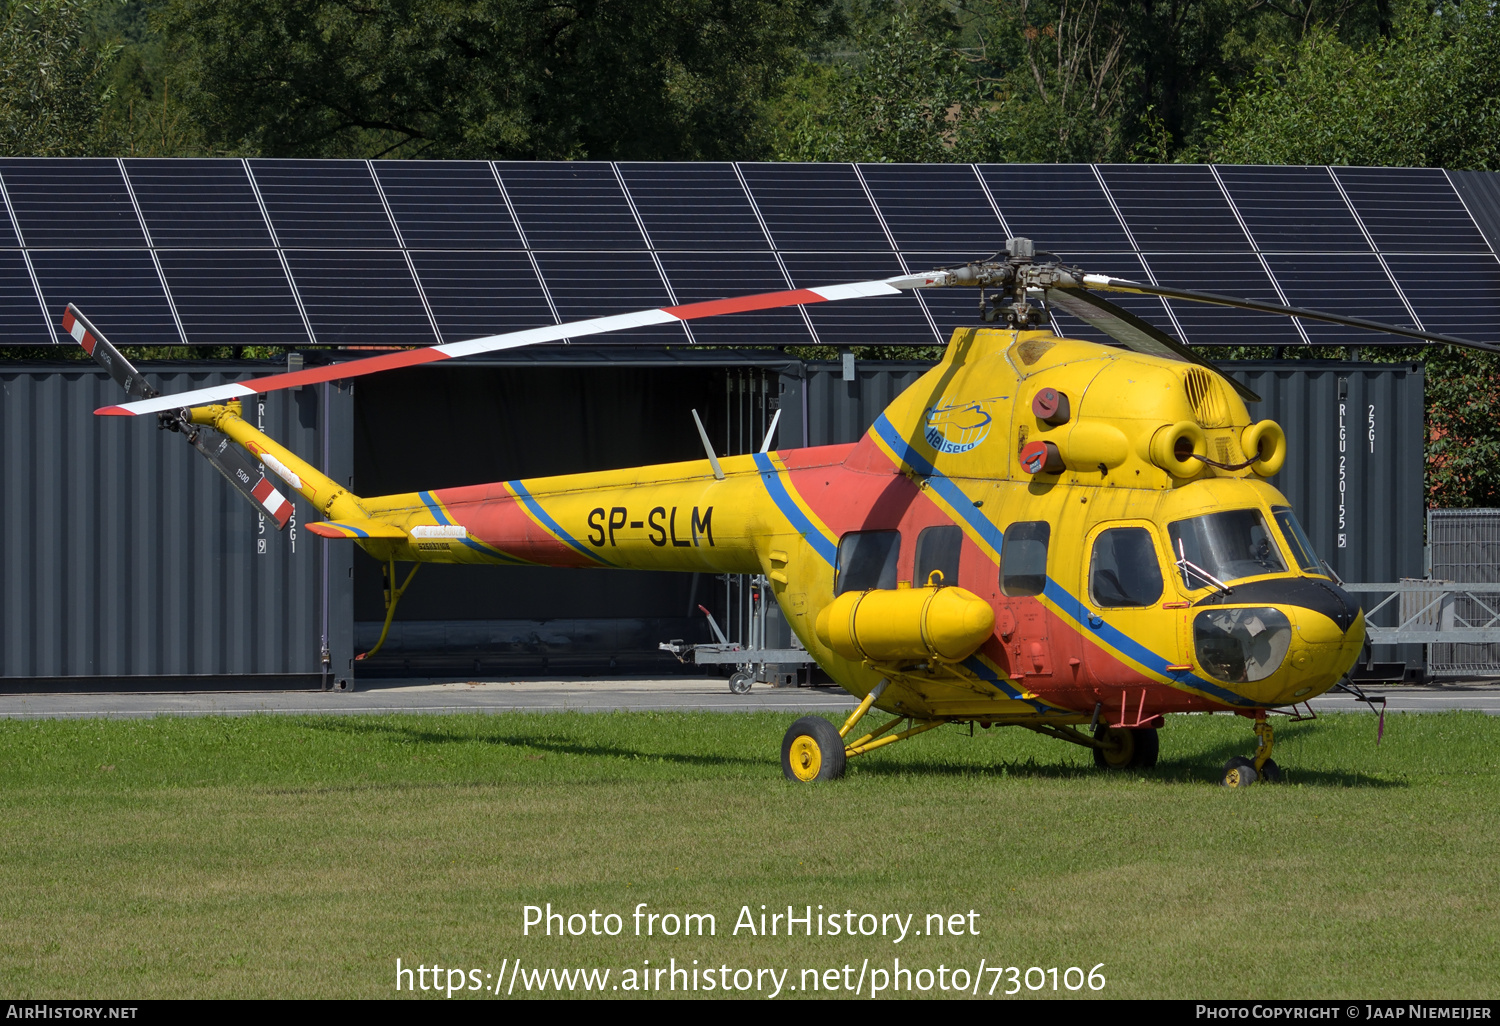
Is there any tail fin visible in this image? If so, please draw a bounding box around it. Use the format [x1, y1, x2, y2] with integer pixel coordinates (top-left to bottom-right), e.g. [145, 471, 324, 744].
[66, 304, 356, 528]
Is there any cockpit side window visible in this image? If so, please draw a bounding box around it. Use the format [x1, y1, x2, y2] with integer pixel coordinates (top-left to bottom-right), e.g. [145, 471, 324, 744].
[999, 521, 1050, 597]
[835, 530, 900, 594]
[1090, 527, 1164, 608]
[1272, 506, 1324, 574]
[915, 525, 963, 588]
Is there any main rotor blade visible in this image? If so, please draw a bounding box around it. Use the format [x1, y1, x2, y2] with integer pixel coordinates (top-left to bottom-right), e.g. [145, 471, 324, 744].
[87, 276, 938, 417]
[63, 305, 159, 400]
[1079, 274, 1500, 353]
[1047, 287, 1261, 403]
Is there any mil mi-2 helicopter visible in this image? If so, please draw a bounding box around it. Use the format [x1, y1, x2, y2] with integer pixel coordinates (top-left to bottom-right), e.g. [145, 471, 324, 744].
[66, 239, 1499, 787]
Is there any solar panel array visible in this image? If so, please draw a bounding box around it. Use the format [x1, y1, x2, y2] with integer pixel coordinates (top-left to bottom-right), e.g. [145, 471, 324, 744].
[2, 158, 1497, 350]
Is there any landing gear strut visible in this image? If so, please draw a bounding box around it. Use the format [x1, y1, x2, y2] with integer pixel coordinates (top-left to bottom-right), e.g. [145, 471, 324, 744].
[1221, 713, 1279, 787]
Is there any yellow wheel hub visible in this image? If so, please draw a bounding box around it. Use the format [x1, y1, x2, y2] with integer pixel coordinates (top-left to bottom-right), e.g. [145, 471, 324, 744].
[789, 734, 823, 781]
[1099, 727, 1133, 769]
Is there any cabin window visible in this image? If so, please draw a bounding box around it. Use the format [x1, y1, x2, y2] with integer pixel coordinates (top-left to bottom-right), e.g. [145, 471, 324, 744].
[1167, 509, 1287, 588]
[915, 525, 963, 588]
[1090, 527, 1164, 607]
[835, 530, 900, 594]
[1272, 506, 1324, 574]
[999, 521, 1050, 597]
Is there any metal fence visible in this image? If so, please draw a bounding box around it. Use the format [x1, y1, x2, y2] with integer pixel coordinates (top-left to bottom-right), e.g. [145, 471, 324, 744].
[1427, 508, 1500, 675]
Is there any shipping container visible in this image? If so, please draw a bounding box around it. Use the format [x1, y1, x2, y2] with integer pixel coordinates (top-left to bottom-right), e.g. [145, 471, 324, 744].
[0, 363, 353, 691]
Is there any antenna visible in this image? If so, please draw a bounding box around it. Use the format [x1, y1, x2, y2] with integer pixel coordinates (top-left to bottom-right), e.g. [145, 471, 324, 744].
[758, 408, 782, 454]
[691, 409, 725, 480]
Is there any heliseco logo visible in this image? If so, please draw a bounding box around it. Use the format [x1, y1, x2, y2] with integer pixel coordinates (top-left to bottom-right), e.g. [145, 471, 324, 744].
[922, 398, 1004, 454]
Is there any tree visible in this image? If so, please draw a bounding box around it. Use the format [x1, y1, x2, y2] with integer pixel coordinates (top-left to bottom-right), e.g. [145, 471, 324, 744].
[1421, 347, 1500, 508]
[0, 0, 118, 156]
[769, 4, 990, 162]
[1205, 8, 1500, 169]
[160, 0, 837, 160]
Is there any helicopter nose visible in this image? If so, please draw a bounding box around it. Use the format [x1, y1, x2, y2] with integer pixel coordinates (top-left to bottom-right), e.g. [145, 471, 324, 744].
[1191, 578, 1365, 703]
[1195, 577, 1360, 632]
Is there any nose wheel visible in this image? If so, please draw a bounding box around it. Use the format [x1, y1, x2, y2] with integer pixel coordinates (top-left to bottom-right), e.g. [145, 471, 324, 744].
[1221, 716, 1281, 787]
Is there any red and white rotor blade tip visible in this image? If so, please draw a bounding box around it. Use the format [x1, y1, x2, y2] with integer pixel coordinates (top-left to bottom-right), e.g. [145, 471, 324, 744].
[89, 276, 929, 417]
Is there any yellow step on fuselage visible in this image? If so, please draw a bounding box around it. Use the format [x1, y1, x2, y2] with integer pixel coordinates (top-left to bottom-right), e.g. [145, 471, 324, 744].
[206, 327, 1365, 727]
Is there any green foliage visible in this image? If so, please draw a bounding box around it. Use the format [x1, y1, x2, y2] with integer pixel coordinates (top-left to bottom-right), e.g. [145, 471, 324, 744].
[1206, 8, 1500, 169]
[0, 0, 118, 156]
[1417, 346, 1500, 508]
[158, 0, 837, 160]
[769, 3, 990, 162]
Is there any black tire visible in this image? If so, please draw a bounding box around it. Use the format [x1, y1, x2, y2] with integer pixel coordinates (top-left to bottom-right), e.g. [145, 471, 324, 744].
[1092, 725, 1158, 770]
[1259, 758, 1282, 784]
[1221, 756, 1258, 788]
[781, 716, 846, 782]
[728, 671, 753, 695]
[1129, 727, 1159, 768]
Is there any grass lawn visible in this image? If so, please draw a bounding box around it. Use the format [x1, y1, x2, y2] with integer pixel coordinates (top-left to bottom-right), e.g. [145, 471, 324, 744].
[0, 709, 1496, 999]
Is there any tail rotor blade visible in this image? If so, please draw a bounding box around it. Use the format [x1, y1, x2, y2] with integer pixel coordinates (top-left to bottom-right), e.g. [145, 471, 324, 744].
[62, 305, 159, 400]
[186, 424, 295, 530]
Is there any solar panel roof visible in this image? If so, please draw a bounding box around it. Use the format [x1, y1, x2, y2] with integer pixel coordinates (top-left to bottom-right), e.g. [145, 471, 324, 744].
[1262, 254, 1414, 343]
[778, 250, 932, 347]
[0, 159, 1495, 352]
[978, 164, 1132, 253]
[373, 161, 523, 250]
[1216, 165, 1369, 252]
[28, 248, 180, 346]
[407, 250, 554, 342]
[125, 159, 275, 248]
[1145, 252, 1304, 346]
[283, 250, 434, 346]
[494, 162, 646, 251]
[0, 158, 146, 249]
[1334, 167, 1491, 254]
[0, 250, 49, 343]
[155, 249, 309, 347]
[617, 163, 770, 250]
[858, 164, 1007, 252]
[249, 160, 399, 250]
[656, 250, 813, 346]
[737, 163, 891, 251]
[1097, 165, 1252, 252]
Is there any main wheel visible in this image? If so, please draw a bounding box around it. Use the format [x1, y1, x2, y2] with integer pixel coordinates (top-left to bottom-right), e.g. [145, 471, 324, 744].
[1258, 758, 1282, 784]
[728, 671, 753, 695]
[781, 716, 847, 782]
[1092, 725, 1159, 770]
[1221, 756, 1258, 788]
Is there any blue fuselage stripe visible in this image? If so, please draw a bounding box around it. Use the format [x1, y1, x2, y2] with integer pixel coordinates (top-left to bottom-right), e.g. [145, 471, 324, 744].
[871, 415, 1007, 554]
[417, 490, 544, 565]
[507, 481, 616, 567]
[754, 453, 838, 567]
[871, 416, 1253, 707]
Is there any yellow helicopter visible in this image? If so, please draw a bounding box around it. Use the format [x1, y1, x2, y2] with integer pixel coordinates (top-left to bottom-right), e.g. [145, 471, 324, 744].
[68, 239, 1498, 787]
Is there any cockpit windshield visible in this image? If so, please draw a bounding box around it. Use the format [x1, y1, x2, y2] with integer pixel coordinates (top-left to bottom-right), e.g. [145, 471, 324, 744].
[1167, 509, 1287, 589]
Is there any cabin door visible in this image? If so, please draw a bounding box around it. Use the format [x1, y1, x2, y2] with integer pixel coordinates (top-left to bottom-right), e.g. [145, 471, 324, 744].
[1078, 521, 1184, 688]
